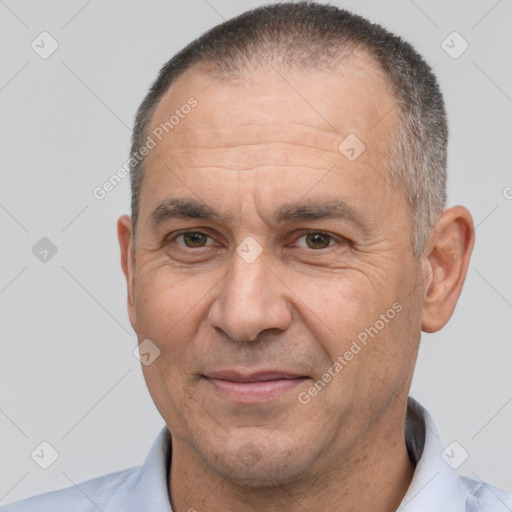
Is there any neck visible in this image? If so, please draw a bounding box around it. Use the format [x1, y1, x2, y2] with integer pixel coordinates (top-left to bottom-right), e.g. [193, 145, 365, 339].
[168, 406, 415, 512]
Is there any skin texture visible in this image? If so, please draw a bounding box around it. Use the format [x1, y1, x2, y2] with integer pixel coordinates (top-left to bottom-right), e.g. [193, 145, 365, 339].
[118, 54, 474, 512]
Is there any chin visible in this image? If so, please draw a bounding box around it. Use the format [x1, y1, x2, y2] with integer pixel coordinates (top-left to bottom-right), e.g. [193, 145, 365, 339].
[196, 430, 320, 488]
[210, 456, 309, 488]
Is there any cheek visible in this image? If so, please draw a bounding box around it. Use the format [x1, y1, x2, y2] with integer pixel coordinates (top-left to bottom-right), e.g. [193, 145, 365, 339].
[294, 268, 415, 390]
[133, 264, 210, 342]
[133, 263, 230, 383]
[288, 269, 394, 349]
[133, 267, 210, 430]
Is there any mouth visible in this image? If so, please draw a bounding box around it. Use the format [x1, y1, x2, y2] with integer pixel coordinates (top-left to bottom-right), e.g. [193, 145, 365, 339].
[201, 370, 309, 402]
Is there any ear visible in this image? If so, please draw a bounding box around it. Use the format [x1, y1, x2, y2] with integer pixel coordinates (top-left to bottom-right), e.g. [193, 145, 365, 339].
[117, 215, 137, 333]
[421, 205, 475, 333]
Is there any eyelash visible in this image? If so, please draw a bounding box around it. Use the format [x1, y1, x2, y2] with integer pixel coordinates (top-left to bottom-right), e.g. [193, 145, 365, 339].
[167, 230, 344, 251]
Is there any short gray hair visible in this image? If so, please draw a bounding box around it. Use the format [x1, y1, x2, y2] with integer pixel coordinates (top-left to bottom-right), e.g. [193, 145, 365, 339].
[130, 1, 447, 254]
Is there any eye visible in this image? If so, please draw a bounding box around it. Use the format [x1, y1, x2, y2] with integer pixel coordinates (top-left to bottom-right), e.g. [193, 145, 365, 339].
[167, 230, 346, 252]
[172, 231, 215, 248]
[294, 231, 338, 250]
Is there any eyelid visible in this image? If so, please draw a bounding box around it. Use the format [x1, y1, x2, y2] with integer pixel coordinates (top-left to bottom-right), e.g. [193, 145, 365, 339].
[167, 229, 217, 247]
[290, 229, 347, 247]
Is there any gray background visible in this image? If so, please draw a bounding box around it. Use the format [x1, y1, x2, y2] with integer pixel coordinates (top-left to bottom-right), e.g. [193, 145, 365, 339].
[1, 0, 511, 505]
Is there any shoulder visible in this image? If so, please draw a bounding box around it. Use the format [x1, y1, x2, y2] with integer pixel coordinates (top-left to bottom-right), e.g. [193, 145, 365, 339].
[1, 466, 141, 512]
[461, 476, 512, 512]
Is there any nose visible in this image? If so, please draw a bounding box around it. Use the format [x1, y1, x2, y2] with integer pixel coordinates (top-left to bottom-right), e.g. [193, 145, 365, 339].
[207, 246, 292, 342]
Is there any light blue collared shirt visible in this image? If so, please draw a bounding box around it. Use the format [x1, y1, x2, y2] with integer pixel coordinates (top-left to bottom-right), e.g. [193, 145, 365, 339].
[2, 398, 511, 511]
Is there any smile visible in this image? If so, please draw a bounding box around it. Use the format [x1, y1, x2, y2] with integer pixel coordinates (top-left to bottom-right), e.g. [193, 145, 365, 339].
[202, 371, 308, 402]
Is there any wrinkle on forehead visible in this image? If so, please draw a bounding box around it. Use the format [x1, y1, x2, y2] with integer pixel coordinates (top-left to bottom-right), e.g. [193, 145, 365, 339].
[152, 121, 341, 152]
[142, 58, 400, 211]
[155, 143, 346, 174]
[145, 119, 346, 174]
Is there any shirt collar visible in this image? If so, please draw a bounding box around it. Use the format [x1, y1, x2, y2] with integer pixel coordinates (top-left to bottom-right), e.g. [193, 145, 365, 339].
[114, 427, 173, 512]
[121, 397, 468, 512]
[398, 397, 469, 511]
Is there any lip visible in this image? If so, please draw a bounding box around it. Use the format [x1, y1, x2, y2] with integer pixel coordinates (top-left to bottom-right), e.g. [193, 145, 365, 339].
[202, 370, 308, 402]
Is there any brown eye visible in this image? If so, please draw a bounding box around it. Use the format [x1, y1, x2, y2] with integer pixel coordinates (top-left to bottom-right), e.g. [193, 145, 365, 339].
[176, 232, 211, 248]
[296, 232, 335, 249]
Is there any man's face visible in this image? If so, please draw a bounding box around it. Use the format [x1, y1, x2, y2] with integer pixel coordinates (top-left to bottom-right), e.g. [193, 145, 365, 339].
[124, 56, 426, 485]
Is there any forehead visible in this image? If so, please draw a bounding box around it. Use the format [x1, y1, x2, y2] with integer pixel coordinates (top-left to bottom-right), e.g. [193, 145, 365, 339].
[139, 55, 401, 225]
[146, 53, 397, 160]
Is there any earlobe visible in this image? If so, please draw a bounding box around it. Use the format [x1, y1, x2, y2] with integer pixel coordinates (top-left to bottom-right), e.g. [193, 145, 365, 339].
[421, 206, 475, 333]
[117, 215, 137, 332]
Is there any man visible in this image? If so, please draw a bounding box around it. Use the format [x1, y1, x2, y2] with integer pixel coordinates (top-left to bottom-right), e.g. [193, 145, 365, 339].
[3, 2, 511, 511]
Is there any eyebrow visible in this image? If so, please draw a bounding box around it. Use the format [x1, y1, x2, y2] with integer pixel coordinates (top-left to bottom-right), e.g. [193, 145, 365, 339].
[150, 197, 368, 232]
